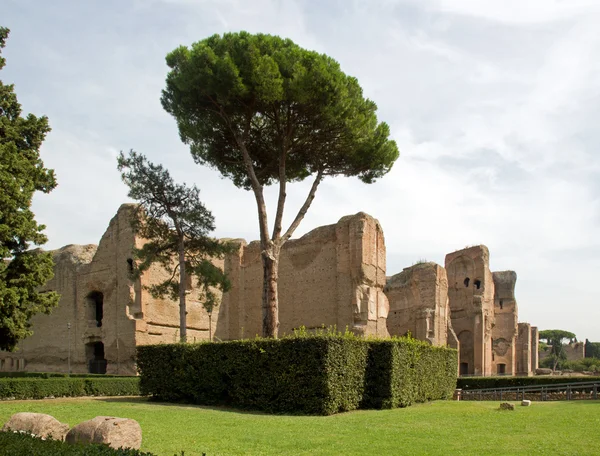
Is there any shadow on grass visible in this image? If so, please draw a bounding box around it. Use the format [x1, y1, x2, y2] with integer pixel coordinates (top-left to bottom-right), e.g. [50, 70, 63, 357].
[95, 396, 310, 417]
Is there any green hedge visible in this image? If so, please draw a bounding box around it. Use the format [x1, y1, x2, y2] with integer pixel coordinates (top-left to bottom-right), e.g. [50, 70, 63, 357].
[137, 336, 457, 415]
[0, 431, 156, 455]
[0, 377, 140, 399]
[138, 337, 368, 415]
[457, 376, 600, 390]
[0, 372, 131, 378]
[362, 339, 457, 408]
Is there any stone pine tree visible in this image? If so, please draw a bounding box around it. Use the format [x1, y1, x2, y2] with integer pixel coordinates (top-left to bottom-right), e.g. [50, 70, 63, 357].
[0, 27, 59, 351]
[161, 32, 399, 338]
[539, 329, 577, 371]
[117, 150, 231, 342]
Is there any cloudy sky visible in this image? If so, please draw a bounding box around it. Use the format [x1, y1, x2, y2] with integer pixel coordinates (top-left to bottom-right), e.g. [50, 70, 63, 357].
[4, 0, 600, 340]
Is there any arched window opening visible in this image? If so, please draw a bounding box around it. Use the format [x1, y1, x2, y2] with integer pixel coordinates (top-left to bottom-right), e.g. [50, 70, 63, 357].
[86, 291, 103, 327]
[474, 279, 481, 290]
[464, 277, 470, 287]
[127, 258, 134, 274]
[497, 363, 506, 375]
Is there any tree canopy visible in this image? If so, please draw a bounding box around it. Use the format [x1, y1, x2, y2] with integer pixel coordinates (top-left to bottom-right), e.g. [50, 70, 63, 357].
[539, 330, 577, 345]
[161, 32, 399, 337]
[0, 27, 59, 351]
[539, 329, 577, 371]
[117, 150, 230, 342]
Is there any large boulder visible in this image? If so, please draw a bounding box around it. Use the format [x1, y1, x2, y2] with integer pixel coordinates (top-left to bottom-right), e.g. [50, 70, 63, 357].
[66, 416, 142, 450]
[2, 412, 70, 441]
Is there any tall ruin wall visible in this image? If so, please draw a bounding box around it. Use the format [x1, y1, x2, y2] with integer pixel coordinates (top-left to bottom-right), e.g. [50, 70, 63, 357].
[446, 246, 495, 376]
[0, 206, 140, 375]
[384, 262, 457, 347]
[491, 271, 518, 375]
[216, 212, 389, 339]
[1, 204, 541, 379]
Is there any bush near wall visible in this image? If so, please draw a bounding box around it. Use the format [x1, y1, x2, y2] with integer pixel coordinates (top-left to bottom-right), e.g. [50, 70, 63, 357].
[0, 377, 139, 400]
[138, 337, 369, 415]
[137, 335, 457, 415]
[457, 376, 600, 390]
[361, 339, 458, 409]
[0, 431, 157, 455]
[0, 372, 132, 379]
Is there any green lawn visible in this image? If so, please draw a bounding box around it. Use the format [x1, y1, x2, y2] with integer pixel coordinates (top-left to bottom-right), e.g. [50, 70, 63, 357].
[0, 398, 598, 455]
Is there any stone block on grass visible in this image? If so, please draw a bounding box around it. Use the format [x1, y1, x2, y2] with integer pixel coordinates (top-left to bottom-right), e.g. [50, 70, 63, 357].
[2, 412, 70, 441]
[66, 416, 142, 449]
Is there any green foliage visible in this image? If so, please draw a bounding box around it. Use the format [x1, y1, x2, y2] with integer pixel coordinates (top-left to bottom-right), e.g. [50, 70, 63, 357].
[0, 27, 59, 351]
[0, 372, 130, 378]
[162, 32, 399, 337]
[137, 336, 456, 415]
[117, 150, 232, 341]
[362, 339, 457, 409]
[162, 31, 399, 189]
[0, 431, 157, 456]
[457, 375, 600, 390]
[0, 377, 139, 399]
[585, 339, 600, 358]
[539, 329, 577, 370]
[539, 329, 577, 344]
[556, 358, 600, 373]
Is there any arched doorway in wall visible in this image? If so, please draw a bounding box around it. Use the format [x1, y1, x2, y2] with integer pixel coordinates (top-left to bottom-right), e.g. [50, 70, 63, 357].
[86, 291, 104, 328]
[457, 330, 474, 376]
[86, 341, 107, 374]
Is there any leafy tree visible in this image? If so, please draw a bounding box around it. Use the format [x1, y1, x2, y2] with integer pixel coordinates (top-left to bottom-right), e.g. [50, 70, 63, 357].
[0, 27, 59, 351]
[117, 150, 231, 342]
[584, 339, 600, 359]
[161, 32, 399, 337]
[539, 329, 577, 371]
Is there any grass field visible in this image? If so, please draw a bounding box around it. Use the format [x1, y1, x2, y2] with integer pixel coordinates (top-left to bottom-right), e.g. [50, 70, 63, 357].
[0, 398, 599, 455]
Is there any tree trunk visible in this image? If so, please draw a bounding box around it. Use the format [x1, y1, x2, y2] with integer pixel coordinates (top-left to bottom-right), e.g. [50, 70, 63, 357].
[178, 237, 187, 343]
[208, 313, 212, 342]
[262, 245, 280, 338]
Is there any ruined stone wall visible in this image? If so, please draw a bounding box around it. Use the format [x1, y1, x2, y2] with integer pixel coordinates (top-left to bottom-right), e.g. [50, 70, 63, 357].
[0, 204, 220, 375]
[216, 212, 389, 339]
[491, 271, 518, 375]
[446, 246, 495, 376]
[384, 262, 453, 346]
[530, 327, 539, 370]
[516, 323, 533, 376]
[538, 341, 585, 363]
[0, 205, 140, 375]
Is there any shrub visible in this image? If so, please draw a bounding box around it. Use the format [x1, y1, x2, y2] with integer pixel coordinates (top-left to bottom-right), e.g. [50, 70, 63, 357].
[457, 376, 600, 390]
[0, 372, 132, 379]
[138, 337, 369, 415]
[0, 377, 139, 400]
[362, 338, 457, 409]
[137, 335, 457, 415]
[0, 431, 156, 455]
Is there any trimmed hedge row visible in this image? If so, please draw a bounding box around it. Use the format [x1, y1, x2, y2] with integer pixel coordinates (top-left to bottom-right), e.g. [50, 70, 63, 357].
[137, 336, 457, 415]
[0, 431, 156, 455]
[457, 375, 600, 390]
[362, 339, 457, 408]
[0, 377, 140, 399]
[0, 372, 130, 379]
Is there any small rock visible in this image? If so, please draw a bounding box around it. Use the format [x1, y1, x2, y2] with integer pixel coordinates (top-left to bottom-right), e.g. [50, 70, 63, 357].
[499, 402, 515, 411]
[521, 400, 531, 406]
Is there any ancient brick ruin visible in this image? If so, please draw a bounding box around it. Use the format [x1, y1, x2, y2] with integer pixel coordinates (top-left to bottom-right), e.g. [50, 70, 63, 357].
[0, 205, 538, 376]
[384, 246, 538, 376]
